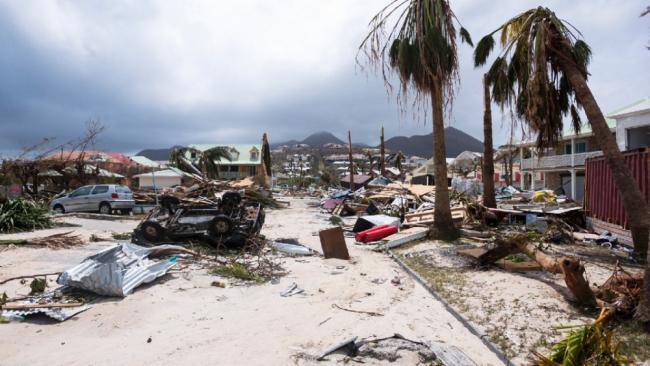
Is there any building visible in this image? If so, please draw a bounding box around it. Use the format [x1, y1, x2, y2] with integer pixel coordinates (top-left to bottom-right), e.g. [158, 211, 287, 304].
[188, 144, 263, 180]
[133, 168, 195, 188]
[611, 97, 650, 151]
[515, 99, 650, 201]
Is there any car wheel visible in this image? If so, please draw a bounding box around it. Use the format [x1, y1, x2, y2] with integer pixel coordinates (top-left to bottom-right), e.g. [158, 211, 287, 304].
[209, 215, 234, 237]
[53, 205, 65, 214]
[99, 202, 111, 215]
[140, 221, 165, 242]
[120, 208, 132, 215]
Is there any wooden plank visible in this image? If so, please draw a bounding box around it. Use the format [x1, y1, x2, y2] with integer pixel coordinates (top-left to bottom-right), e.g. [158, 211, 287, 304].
[319, 227, 350, 260]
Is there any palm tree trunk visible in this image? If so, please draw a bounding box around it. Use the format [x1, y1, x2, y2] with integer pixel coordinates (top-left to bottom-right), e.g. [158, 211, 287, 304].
[558, 56, 650, 322]
[482, 75, 496, 208]
[559, 57, 649, 258]
[431, 80, 458, 240]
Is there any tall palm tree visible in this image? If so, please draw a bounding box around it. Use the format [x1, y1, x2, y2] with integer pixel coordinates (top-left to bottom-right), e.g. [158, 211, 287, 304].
[360, 0, 473, 240]
[474, 6, 650, 322]
[482, 74, 496, 208]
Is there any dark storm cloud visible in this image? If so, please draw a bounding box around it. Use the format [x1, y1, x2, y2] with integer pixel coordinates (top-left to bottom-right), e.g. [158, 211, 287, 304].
[0, 0, 648, 157]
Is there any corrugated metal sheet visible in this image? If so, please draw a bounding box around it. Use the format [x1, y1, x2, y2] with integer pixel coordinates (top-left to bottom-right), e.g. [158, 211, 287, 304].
[57, 243, 181, 297]
[2, 305, 90, 322]
[584, 148, 649, 228]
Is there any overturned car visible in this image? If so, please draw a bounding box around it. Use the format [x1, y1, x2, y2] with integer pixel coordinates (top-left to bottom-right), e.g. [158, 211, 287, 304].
[133, 191, 265, 248]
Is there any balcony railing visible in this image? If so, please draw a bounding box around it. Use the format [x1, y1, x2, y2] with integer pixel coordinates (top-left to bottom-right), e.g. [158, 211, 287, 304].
[521, 151, 603, 170]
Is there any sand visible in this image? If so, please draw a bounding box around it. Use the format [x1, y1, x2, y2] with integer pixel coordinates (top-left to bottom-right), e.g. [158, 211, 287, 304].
[0, 198, 504, 366]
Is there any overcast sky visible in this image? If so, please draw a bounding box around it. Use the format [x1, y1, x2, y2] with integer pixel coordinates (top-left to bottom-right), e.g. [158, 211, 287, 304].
[1, 0, 648, 156]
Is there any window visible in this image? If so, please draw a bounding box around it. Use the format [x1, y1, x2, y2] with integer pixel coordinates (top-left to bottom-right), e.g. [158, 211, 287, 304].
[564, 142, 587, 154]
[115, 185, 131, 193]
[91, 185, 109, 195]
[229, 165, 238, 172]
[248, 166, 257, 176]
[69, 186, 93, 197]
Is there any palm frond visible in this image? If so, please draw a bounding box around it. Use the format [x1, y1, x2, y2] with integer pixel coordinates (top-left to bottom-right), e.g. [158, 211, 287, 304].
[459, 27, 473, 46]
[473, 6, 595, 150]
[474, 35, 495, 66]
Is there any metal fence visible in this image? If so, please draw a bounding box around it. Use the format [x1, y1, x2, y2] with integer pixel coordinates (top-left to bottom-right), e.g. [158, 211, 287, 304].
[584, 147, 649, 228]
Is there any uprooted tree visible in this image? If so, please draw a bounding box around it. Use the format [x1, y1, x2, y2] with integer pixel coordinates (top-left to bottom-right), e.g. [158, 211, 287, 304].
[474, 233, 644, 322]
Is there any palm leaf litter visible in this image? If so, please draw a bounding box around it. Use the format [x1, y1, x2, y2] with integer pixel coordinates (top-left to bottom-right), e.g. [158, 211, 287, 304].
[0, 231, 84, 249]
[0, 197, 53, 233]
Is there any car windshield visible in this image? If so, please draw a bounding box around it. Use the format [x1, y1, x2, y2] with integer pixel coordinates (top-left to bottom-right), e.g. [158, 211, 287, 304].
[115, 186, 131, 193]
[70, 186, 92, 197]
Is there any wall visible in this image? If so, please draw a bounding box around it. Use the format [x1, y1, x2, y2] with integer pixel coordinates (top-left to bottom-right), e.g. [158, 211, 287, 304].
[615, 111, 650, 150]
[584, 148, 649, 228]
[137, 176, 181, 188]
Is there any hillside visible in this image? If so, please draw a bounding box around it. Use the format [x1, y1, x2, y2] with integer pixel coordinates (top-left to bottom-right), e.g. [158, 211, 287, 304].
[383, 127, 483, 158]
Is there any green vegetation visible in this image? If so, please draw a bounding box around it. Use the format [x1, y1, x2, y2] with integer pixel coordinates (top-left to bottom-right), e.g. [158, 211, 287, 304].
[209, 263, 262, 282]
[534, 319, 632, 366]
[111, 232, 132, 240]
[29, 278, 47, 294]
[0, 198, 53, 233]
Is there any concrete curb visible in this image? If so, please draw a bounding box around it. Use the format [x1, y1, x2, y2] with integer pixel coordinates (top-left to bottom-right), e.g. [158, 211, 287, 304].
[388, 250, 514, 366]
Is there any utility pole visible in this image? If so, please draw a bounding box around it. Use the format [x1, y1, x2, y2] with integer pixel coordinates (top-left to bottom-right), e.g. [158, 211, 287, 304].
[380, 125, 386, 177]
[348, 130, 354, 190]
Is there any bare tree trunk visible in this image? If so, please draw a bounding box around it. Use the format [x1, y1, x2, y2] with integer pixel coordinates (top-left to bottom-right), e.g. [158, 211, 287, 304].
[431, 80, 458, 240]
[348, 130, 354, 190]
[559, 56, 650, 321]
[380, 126, 386, 176]
[482, 75, 496, 208]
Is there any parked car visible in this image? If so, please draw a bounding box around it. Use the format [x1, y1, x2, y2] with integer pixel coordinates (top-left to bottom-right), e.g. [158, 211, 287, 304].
[50, 184, 135, 215]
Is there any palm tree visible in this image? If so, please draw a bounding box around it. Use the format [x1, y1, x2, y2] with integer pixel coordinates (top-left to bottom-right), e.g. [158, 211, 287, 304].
[169, 147, 202, 175]
[360, 0, 472, 240]
[482, 74, 496, 208]
[200, 147, 232, 179]
[474, 6, 650, 322]
[169, 146, 231, 179]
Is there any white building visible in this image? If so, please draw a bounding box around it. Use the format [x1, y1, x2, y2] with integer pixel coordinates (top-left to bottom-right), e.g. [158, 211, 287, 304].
[133, 168, 190, 188]
[611, 97, 650, 151]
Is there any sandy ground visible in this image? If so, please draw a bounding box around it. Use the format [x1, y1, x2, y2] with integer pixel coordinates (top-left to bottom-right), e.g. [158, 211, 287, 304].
[396, 239, 647, 365]
[0, 198, 504, 366]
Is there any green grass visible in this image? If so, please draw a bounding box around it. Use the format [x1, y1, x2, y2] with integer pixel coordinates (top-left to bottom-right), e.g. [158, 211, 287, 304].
[209, 263, 262, 282]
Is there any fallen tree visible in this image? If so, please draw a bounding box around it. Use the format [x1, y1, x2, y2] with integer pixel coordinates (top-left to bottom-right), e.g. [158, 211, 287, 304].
[471, 233, 641, 314]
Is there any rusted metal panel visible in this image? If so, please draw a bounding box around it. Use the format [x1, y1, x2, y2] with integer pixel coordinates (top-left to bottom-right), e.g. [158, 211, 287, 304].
[584, 148, 649, 229]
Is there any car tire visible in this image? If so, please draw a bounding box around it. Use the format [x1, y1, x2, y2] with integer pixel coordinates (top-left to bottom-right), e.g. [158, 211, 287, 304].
[120, 208, 132, 215]
[209, 215, 234, 237]
[140, 221, 165, 242]
[99, 202, 112, 215]
[52, 205, 65, 214]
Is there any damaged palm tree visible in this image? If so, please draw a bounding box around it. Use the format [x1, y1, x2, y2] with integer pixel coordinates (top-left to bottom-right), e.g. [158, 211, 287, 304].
[473, 7, 649, 262]
[360, 0, 473, 240]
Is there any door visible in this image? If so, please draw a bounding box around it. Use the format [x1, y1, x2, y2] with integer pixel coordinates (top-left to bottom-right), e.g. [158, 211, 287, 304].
[65, 186, 94, 212]
[89, 185, 110, 211]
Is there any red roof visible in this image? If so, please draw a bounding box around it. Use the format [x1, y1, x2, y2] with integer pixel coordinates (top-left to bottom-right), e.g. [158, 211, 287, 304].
[44, 150, 135, 166]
